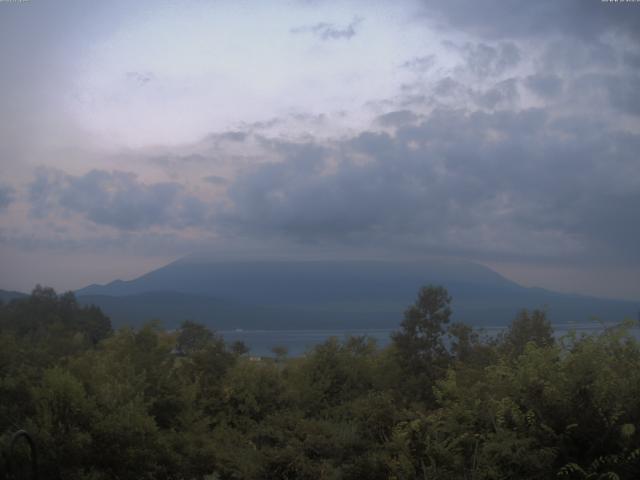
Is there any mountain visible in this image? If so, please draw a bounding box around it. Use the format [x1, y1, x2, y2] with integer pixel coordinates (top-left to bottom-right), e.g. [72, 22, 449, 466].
[0, 289, 28, 303]
[76, 257, 519, 301]
[75, 257, 639, 330]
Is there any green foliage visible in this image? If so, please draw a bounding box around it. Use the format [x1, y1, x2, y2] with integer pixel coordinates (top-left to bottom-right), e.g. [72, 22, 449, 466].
[501, 308, 554, 358]
[176, 320, 214, 355]
[391, 285, 452, 404]
[1, 285, 639, 479]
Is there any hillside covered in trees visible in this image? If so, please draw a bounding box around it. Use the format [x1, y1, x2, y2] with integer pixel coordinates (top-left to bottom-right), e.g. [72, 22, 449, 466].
[1, 285, 639, 479]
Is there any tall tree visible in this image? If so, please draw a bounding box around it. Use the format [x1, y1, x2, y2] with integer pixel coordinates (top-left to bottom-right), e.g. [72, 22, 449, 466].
[502, 308, 554, 357]
[176, 320, 214, 355]
[391, 285, 452, 403]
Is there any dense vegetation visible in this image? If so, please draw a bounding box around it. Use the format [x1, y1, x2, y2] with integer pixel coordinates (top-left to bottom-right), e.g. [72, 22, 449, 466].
[1, 285, 639, 479]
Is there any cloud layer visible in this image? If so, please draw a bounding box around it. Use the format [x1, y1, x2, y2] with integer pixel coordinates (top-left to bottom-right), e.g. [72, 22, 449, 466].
[1, 0, 639, 296]
[220, 108, 640, 264]
[29, 169, 207, 230]
[17, 100, 639, 267]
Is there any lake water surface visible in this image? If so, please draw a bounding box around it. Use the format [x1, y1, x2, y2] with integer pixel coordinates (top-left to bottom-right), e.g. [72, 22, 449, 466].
[220, 322, 640, 357]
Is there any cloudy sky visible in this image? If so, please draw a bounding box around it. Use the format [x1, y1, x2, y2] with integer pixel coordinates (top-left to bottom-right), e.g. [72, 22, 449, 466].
[1, 0, 639, 299]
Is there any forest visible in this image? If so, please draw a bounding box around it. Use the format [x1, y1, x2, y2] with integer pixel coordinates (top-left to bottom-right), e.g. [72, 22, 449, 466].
[1, 285, 639, 480]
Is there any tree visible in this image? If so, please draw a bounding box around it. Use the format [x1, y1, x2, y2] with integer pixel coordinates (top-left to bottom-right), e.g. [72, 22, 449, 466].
[78, 304, 112, 345]
[502, 308, 554, 358]
[391, 285, 452, 403]
[231, 340, 250, 356]
[176, 320, 214, 355]
[447, 322, 477, 362]
[272, 345, 288, 363]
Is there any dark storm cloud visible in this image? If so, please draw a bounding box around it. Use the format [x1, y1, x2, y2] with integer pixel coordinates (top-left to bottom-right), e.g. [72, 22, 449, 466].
[219, 131, 249, 142]
[475, 78, 518, 109]
[433, 77, 468, 98]
[458, 42, 521, 78]
[204, 131, 250, 143]
[0, 225, 214, 258]
[567, 72, 640, 117]
[606, 73, 640, 116]
[524, 74, 563, 98]
[29, 168, 207, 230]
[240, 118, 283, 131]
[375, 110, 419, 127]
[421, 0, 640, 41]
[291, 17, 362, 40]
[623, 50, 640, 69]
[402, 75, 519, 112]
[219, 106, 640, 264]
[255, 137, 328, 165]
[149, 153, 209, 167]
[0, 184, 14, 210]
[540, 38, 618, 73]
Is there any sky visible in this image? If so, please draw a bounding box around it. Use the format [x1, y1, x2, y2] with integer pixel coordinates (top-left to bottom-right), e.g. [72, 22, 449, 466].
[0, 0, 639, 300]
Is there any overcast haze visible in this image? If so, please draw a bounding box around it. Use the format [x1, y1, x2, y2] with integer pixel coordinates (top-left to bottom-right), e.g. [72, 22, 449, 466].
[1, 0, 639, 300]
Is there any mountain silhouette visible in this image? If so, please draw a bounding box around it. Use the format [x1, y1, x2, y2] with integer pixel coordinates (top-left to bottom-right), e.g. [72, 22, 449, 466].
[73, 257, 639, 330]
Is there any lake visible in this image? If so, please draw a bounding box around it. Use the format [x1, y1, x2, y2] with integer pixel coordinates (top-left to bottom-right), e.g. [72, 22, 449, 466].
[219, 321, 640, 357]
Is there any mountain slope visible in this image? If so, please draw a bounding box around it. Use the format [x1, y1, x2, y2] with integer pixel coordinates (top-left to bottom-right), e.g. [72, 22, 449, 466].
[77, 257, 519, 299]
[0, 289, 28, 303]
[75, 258, 639, 330]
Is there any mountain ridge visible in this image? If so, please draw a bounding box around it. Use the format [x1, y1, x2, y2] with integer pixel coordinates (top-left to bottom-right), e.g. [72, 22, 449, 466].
[3, 258, 637, 330]
[72, 258, 639, 330]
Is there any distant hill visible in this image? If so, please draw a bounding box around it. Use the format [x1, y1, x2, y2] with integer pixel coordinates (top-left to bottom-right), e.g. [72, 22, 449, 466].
[75, 258, 639, 330]
[0, 289, 28, 304]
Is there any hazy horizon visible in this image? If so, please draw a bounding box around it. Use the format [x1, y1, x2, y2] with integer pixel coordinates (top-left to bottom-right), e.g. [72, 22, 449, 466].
[1, 1, 639, 300]
[3, 252, 639, 304]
